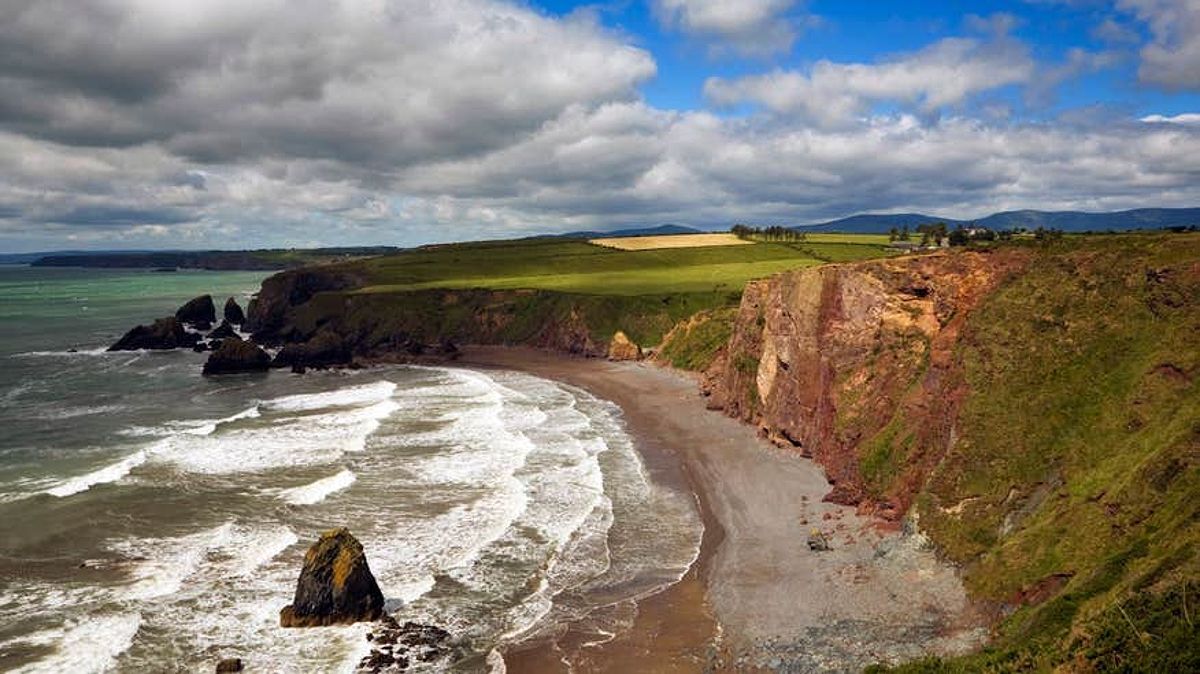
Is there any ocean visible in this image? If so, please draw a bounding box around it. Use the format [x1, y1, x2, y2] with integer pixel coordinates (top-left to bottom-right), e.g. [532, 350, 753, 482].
[0, 266, 703, 672]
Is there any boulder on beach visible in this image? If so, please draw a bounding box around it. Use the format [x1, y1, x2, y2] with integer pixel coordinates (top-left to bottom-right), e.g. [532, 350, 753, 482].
[176, 295, 216, 327]
[224, 297, 246, 325]
[209, 320, 238, 340]
[280, 528, 385, 628]
[202, 337, 271, 376]
[108, 316, 200, 351]
[607, 330, 641, 361]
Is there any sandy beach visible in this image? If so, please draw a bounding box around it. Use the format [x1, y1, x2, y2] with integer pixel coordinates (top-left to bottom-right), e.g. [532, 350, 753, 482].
[459, 346, 987, 673]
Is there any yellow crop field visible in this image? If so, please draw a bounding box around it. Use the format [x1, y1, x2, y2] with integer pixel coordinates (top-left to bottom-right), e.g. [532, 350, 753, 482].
[589, 233, 755, 250]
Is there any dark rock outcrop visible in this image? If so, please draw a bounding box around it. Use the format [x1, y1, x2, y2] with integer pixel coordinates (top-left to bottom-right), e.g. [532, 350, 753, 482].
[360, 616, 453, 673]
[176, 295, 217, 327]
[280, 528, 385, 628]
[202, 337, 271, 376]
[224, 297, 246, 325]
[109, 317, 199, 351]
[214, 657, 244, 673]
[272, 330, 354, 370]
[209, 320, 238, 340]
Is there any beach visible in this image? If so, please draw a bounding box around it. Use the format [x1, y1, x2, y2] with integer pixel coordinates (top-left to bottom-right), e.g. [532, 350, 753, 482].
[462, 347, 987, 673]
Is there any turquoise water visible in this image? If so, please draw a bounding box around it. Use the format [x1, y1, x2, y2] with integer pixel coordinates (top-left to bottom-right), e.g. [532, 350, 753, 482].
[0, 266, 702, 673]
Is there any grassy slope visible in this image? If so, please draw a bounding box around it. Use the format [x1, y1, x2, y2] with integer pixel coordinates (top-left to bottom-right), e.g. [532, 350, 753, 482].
[315, 237, 893, 348]
[875, 233, 1200, 671]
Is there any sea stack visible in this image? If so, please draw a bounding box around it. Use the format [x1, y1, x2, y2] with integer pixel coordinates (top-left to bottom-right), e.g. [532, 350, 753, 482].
[201, 337, 271, 375]
[176, 294, 217, 329]
[108, 316, 199, 351]
[280, 528, 385, 627]
[223, 297, 246, 325]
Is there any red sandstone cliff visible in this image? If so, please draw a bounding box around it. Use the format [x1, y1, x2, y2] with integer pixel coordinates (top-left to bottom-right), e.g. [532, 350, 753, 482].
[702, 249, 1031, 518]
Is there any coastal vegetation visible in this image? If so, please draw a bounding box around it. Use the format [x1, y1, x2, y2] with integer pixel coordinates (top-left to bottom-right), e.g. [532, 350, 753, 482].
[227, 229, 1197, 670]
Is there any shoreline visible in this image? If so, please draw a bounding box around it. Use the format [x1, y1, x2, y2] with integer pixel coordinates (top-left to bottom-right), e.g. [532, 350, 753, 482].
[456, 346, 988, 673]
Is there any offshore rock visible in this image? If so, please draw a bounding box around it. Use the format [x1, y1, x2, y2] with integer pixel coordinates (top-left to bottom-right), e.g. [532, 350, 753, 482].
[209, 320, 238, 340]
[214, 657, 244, 672]
[202, 337, 271, 376]
[223, 297, 246, 325]
[280, 528, 385, 627]
[108, 316, 199, 351]
[176, 294, 217, 327]
[273, 329, 353, 369]
[360, 616, 453, 673]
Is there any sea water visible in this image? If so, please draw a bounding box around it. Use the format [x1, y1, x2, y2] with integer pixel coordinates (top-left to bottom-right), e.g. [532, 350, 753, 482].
[0, 266, 703, 672]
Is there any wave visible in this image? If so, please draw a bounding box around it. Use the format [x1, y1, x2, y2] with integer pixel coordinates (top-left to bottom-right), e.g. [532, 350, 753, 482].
[179, 405, 261, 436]
[279, 468, 356, 505]
[8, 612, 141, 674]
[261, 380, 397, 413]
[114, 522, 236, 600]
[45, 449, 148, 497]
[32, 404, 127, 421]
[11, 347, 112, 358]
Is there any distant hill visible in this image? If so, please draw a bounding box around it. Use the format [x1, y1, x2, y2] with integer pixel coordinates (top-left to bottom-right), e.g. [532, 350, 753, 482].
[798, 207, 1200, 233]
[28, 247, 401, 270]
[556, 224, 703, 239]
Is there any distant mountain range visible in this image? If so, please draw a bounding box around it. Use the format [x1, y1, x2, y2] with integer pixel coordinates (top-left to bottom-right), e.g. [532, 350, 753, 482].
[798, 207, 1200, 233]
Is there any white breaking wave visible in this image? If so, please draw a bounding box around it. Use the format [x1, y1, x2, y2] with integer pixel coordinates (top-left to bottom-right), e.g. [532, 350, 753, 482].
[11, 347, 112, 358]
[9, 612, 142, 674]
[180, 405, 261, 436]
[279, 468, 356, 505]
[114, 522, 236, 600]
[45, 449, 148, 497]
[262, 380, 397, 413]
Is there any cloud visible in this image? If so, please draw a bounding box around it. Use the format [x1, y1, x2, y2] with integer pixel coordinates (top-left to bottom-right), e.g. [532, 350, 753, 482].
[1119, 0, 1200, 90]
[704, 36, 1034, 125]
[652, 0, 807, 55]
[1140, 113, 1200, 124]
[0, 0, 1198, 252]
[0, 0, 655, 165]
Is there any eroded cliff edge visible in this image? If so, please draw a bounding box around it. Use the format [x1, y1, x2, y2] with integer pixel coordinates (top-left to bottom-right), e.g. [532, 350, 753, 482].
[701, 249, 1031, 516]
[700, 235, 1199, 670]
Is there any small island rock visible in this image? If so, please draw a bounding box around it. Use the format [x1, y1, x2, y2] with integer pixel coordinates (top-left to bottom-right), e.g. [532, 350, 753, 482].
[214, 657, 244, 672]
[109, 317, 199, 351]
[202, 337, 271, 376]
[223, 297, 246, 325]
[176, 295, 217, 327]
[209, 320, 238, 340]
[280, 528, 385, 627]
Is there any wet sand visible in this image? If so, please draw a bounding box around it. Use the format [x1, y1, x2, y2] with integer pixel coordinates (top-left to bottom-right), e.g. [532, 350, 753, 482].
[458, 347, 986, 673]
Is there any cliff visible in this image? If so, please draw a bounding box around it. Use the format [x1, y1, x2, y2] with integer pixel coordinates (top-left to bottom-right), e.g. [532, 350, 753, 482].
[703, 248, 1031, 515]
[703, 233, 1200, 670]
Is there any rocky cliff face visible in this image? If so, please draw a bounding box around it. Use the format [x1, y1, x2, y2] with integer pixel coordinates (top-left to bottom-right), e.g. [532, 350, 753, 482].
[703, 249, 1030, 517]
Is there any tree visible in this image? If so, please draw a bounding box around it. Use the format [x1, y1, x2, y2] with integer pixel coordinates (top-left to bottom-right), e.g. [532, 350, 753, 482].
[899, 224, 911, 241]
[888, 227, 899, 242]
[949, 224, 969, 246]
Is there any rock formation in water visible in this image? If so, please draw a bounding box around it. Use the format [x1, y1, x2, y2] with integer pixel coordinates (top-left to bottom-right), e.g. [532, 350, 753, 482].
[108, 316, 200, 351]
[201, 337, 271, 376]
[360, 617, 453, 673]
[209, 320, 238, 340]
[214, 657, 243, 672]
[280, 528, 385, 627]
[272, 329, 354, 369]
[176, 295, 217, 328]
[223, 297, 246, 325]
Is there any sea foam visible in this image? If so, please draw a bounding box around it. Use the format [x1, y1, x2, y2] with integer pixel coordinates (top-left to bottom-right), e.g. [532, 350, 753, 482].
[279, 468, 357, 505]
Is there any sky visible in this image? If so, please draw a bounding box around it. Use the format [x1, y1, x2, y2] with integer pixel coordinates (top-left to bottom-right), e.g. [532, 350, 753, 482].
[1, 0, 1199, 252]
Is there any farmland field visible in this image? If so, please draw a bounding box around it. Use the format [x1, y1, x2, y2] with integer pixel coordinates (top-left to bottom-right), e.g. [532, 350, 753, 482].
[351, 237, 894, 296]
[589, 232, 754, 250]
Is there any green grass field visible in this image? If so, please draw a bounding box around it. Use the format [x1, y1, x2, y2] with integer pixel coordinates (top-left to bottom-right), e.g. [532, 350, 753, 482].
[350, 237, 894, 296]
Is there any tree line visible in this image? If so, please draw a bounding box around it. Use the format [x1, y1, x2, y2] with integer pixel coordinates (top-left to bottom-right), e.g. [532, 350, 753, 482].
[730, 224, 808, 242]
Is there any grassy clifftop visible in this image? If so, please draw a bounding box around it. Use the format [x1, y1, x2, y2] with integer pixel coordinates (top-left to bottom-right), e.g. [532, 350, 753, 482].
[701, 232, 1198, 671]
[908, 233, 1199, 670]
[248, 236, 894, 353]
